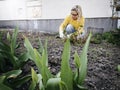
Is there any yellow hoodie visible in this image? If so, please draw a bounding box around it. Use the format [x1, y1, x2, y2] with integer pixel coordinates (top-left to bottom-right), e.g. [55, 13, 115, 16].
[59, 15, 85, 34]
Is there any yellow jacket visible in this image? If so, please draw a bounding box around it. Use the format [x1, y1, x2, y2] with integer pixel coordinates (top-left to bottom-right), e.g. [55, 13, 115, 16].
[59, 15, 85, 34]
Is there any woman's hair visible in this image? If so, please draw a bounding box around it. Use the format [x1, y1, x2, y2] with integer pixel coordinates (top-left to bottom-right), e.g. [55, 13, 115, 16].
[71, 5, 82, 19]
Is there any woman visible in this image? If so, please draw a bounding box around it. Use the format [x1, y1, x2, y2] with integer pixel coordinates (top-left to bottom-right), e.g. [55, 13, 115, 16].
[59, 5, 85, 40]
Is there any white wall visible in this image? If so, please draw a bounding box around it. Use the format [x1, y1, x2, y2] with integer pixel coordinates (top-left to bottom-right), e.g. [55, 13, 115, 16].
[42, 0, 112, 19]
[0, 0, 112, 20]
[0, 0, 26, 20]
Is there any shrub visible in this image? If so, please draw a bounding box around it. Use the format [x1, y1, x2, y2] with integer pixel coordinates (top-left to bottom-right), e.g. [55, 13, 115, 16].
[102, 29, 120, 46]
[0, 28, 31, 89]
[0, 28, 29, 71]
[90, 33, 102, 44]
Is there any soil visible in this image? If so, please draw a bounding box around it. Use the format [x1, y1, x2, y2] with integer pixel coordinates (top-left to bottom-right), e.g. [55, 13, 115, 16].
[1, 30, 120, 90]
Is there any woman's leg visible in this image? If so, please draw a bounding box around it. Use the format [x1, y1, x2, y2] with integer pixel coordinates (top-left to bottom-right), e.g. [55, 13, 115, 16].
[65, 24, 75, 34]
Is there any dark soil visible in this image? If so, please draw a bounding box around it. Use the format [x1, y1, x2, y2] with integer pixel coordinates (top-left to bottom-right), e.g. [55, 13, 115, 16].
[1, 30, 120, 90]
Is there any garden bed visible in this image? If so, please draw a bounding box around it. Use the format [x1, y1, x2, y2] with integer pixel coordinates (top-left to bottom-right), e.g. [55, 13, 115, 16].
[0, 30, 120, 90]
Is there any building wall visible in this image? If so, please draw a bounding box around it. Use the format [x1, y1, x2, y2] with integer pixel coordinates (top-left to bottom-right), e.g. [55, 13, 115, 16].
[0, 18, 117, 33]
[0, 0, 118, 33]
[0, 0, 112, 19]
[0, 0, 26, 20]
[42, 0, 112, 19]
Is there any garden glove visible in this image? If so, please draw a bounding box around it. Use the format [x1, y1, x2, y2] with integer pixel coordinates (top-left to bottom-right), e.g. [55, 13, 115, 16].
[59, 29, 65, 39]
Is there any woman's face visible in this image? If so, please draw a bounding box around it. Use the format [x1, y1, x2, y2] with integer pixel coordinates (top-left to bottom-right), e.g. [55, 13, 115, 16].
[71, 11, 78, 20]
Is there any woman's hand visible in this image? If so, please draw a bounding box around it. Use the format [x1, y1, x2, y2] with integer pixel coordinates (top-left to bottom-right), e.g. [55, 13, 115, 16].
[59, 30, 65, 39]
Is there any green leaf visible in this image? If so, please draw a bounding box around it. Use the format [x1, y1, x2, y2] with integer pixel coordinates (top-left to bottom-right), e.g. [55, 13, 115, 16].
[34, 49, 52, 83]
[18, 52, 29, 67]
[60, 39, 73, 90]
[74, 51, 81, 68]
[40, 44, 52, 86]
[38, 37, 43, 54]
[4, 70, 22, 79]
[0, 76, 6, 83]
[11, 27, 18, 55]
[24, 36, 35, 60]
[32, 68, 38, 83]
[25, 37, 52, 87]
[8, 55, 18, 69]
[0, 70, 22, 90]
[78, 33, 92, 85]
[33, 49, 42, 73]
[59, 81, 68, 90]
[19, 52, 29, 61]
[0, 54, 6, 71]
[0, 83, 12, 90]
[0, 29, 19, 69]
[46, 78, 61, 90]
[41, 65, 52, 86]
[0, 42, 10, 52]
[56, 72, 61, 78]
[29, 68, 38, 90]
[29, 69, 44, 90]
[37, 74, 44, 90]
[118, 65, 120, 72]
[42, 39, 48, 66]
[77, 84, 87, 90]
[12, 75, 31, 88]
